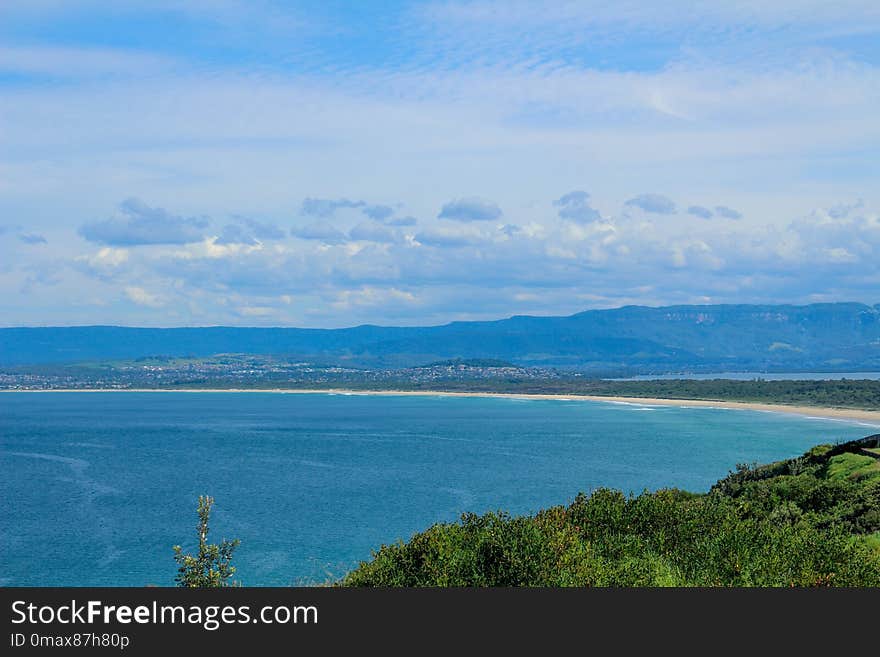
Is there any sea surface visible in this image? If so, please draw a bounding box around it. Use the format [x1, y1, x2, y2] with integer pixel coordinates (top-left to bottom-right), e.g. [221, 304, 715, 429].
[1, 392, 877, 586]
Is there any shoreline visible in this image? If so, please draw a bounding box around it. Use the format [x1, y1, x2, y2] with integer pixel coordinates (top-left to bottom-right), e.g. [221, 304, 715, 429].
[3, 387, 879, 425]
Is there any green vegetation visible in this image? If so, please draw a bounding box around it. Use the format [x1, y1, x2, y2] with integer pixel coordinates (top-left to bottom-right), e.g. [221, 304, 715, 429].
[825, 453, 880, 482]
[380, 378, 880, 410]
[342, 435, 880, 587]
[586, 378, 880, 410]
[172, 496, 240, 587]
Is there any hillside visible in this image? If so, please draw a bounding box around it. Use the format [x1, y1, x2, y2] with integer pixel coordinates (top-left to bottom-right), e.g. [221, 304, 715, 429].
[2, 302, 880, 372]
[342, 434, 880, 587]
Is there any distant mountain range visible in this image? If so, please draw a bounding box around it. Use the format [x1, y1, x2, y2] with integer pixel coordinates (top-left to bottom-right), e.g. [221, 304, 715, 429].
[2, 302, 880, 373]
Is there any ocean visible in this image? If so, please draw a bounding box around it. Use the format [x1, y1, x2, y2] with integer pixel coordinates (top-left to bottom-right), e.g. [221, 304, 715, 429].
[1, 392, 876, 586]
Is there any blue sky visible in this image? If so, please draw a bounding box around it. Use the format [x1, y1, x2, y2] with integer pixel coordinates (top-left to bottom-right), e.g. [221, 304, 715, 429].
[1, 1, 878, 327]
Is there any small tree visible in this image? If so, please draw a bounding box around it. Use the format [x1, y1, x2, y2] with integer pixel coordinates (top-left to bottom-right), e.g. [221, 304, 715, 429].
[173, 495, 240, 587]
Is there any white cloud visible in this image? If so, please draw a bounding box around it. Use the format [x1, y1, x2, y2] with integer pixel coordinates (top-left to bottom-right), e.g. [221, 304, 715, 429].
[349, 222, 400, 244]
[42, 197, 877, 326]
[332, 287, 418, 310]
[1, 3, 878, 325]
[414, 226, 490, 248]
[79, 247, 129, 268]
[124, 286, 164, 308]
[236, 305, 275, 317]
[545, 245, 577, 260]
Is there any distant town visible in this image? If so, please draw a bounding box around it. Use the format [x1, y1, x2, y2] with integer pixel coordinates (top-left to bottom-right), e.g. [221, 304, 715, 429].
[0, 356, 565, 391]
[3, 354, 879, 412]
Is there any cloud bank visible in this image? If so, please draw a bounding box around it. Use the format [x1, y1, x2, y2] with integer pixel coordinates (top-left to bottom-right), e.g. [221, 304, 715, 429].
[438, 197, 503, 222]
[554, 191, 602, 223]
[625, 194, 677, 215]
[79, 198, 210, 246]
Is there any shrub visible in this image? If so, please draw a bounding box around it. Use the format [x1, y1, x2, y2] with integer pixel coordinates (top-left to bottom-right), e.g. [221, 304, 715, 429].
[342, 438, 880, 587]
[172, 496, 240, 587]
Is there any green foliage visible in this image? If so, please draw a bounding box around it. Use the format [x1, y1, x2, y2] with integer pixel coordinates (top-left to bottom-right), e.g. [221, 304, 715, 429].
[342, 436, 880, 587]
[172, 496, 240, 587]
[826, 453, 880, 482]
[807, 444, 834, 458]
[578, 379, 880, 410]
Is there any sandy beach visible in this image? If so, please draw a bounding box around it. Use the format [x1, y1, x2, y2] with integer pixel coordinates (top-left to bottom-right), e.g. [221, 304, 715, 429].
[5, 387, 880, 425]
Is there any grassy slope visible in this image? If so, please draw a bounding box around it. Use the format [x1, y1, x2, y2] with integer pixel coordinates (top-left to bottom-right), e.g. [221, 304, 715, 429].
[826, 453, 880, 481]
[342, 435, 880, 587]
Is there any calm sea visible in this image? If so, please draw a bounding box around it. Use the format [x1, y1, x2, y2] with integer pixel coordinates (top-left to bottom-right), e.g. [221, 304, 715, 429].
[1, 392, 876, 586]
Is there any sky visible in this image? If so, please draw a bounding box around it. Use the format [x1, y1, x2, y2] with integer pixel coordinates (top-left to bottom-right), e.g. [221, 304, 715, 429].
[1, 1, 878, 328]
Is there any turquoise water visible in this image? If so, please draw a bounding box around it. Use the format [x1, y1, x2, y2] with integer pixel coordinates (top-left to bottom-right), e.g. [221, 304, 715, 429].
[1, 392, 876, 586]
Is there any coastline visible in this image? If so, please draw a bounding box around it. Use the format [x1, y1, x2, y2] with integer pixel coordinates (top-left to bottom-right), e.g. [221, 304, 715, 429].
[4, 387, 880, 425]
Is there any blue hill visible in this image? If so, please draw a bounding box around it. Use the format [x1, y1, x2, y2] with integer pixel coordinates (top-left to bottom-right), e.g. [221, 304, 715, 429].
[2, 302, 879, 372]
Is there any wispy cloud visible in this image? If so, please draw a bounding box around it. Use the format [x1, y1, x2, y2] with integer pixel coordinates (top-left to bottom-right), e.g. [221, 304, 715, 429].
[414, 226, 489, 248]
[299, 198, 365, 218]
[0, 45, 177, 78]
[125, 285, 164, 308]
[714, 205, 743, 219]
[362, 204, 395, 221]
[290, 221, 346, 244]
[349, 222, 399, 244]
[18, 233, 47, 244]
[438, 197, 502, 222]
[413, 0, 880, 72]
[687, 206, 713, 219]
[216, 216, 285, 245]
[387, 216, 418, 227]
[0, 1, 878, 325]
[625, 194, 677, 214]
